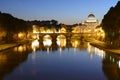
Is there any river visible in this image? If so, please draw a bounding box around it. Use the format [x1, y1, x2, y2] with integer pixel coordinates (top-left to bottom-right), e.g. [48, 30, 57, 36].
[0, 37, 120, 80]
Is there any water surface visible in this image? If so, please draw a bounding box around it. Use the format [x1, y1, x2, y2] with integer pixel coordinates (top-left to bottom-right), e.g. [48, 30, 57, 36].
[0, 38, 120, 80]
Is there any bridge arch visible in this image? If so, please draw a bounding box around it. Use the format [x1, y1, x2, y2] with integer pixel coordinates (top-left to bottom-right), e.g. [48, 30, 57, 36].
[43, 35, 52, 47]
[43, 35, 52, 40]
[56, 35, 66, 47]
[57, 35, 66, 40]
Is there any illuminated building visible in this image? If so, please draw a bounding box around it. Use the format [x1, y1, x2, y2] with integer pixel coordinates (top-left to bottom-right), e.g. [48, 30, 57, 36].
[72, 26, 81, 33]
[59, 27, 66, 33]
[72, 13, 99, 33]
[81, 13, 99, 33]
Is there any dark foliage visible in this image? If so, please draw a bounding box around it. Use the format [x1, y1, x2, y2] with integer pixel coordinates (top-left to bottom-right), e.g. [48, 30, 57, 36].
[0, 12, 32, 42]
[101, 1, 120, 47]
[27, 19, 58, 28]
[102, 1, 120, 34]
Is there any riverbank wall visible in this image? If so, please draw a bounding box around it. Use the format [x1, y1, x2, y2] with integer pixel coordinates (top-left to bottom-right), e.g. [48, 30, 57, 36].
[0, 40, 31, 52]
[90, 40, 120, 54]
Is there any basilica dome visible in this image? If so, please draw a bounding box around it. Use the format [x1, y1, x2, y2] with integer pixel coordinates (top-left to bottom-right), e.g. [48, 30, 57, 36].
[88, 13, 95, 18]
[86, 13, 97, 23]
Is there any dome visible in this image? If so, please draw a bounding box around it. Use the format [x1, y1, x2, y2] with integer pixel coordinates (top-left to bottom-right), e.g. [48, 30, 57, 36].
[86, 13, 97, 22]
[88, 13, 95, 18]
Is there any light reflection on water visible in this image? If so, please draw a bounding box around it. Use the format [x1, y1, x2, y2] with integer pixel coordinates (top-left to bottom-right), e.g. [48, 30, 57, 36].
[1, 37, 120, 80]
[56, 35, 66, 47]
[31, 39, 39, 52]
[87, 43, 105, 59]
[43, 35, 52, 53]
[14, 45, 27, 52]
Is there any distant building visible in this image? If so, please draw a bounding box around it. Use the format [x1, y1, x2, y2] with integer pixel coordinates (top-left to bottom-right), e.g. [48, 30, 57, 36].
[72, 13, 99, 33]
[81, 13, 99, 32]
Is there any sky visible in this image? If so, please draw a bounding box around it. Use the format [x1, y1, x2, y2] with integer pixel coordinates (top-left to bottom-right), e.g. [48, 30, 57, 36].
[0, 0, 119, 24]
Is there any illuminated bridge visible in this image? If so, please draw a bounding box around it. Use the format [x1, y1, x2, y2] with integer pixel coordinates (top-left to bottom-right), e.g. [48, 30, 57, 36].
[33, 32, 97, 40]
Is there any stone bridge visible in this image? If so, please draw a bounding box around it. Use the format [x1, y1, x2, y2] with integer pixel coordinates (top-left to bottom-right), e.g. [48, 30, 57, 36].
[33, 32, 97, 40]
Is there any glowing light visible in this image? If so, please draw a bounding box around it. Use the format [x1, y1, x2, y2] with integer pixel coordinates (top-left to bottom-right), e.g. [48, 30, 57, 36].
[87, 43, 105, 58]
[59, 27, 66, 33]
[32, 25, 39, 34]
[87, 43, 91, 53]
[32, 34, 39, 39]
[18, 46, 25, 52]
[59, 47, 62, 54]
[31, 39, 39, 51]
[72, 26, 81, 33]
[118, 60, 120, 68]
[43, 35, 52, 47]
[43, 39, 52, 47]
[14, 45, 26, 52]
[71, 39, 80, 48]
[87, 43, 95, 58]
[43, 35, 52, 53]
[18, 32, 25, 39]
[94, 47, 105, 58]
[56, 35, 66, 47]
[47, 47, 50, 53]
[96, 27, 105, 38]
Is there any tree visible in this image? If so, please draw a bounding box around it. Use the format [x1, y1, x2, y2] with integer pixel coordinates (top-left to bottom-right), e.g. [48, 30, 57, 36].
[0, 12, 32, 42]
[102, 1, 120, 34]
[101, 1, 120, 46]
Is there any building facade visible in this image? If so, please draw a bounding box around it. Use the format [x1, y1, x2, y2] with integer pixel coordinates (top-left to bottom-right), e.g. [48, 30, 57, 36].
[81, 13, 99, 33]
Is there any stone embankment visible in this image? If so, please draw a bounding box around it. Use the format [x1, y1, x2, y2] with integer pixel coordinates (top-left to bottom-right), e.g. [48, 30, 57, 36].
[90, 40, 120, 54]
[0, 40, 31, 52]
[0, 43, 21, 52]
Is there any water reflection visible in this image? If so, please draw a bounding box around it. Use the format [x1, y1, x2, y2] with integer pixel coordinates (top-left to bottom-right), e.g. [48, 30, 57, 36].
[56, 35, 66, 54]
[88, 44, 120, 80]
[43, 39, 52, 47]
[0, 45, 32, 80]
[43, 35, 52, 53]
[87, 43, 105, 58]
[118, 60, 120, 68]
[71, 38, 80, 53]
[14, 45, 27, 52]
[102, 52, 120, 80]
[31, 39, 39, 51]
[71, 38, 80, 48]
[56, 35, 66, 47]
[1, 37, 120, 80]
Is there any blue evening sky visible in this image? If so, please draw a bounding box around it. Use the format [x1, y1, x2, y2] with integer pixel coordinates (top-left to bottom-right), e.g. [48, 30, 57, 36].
[0, 0, 119, 24]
